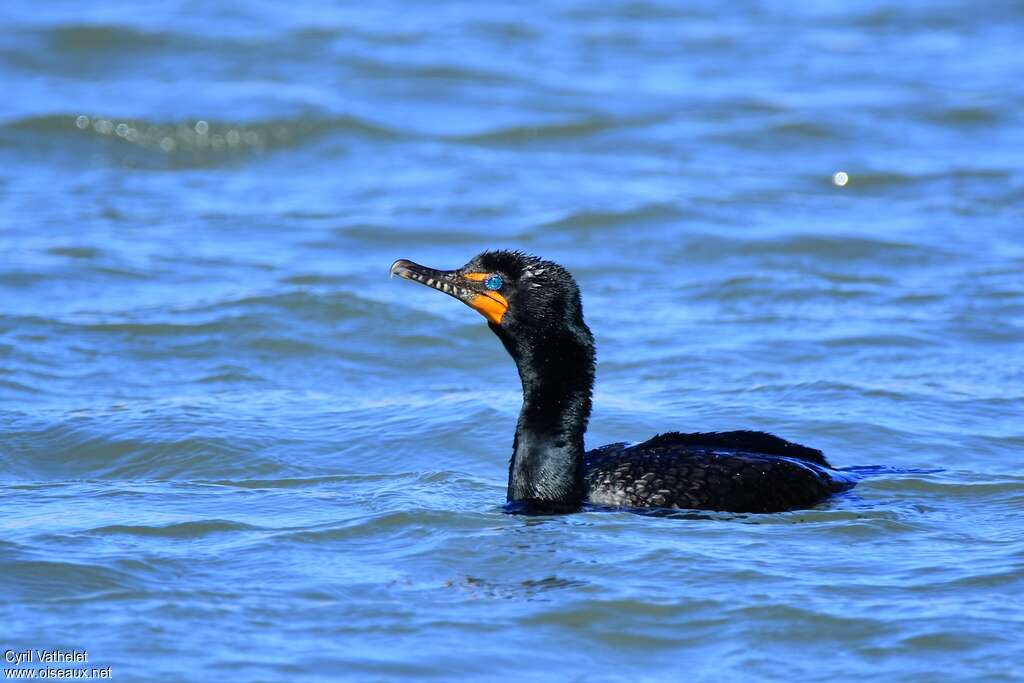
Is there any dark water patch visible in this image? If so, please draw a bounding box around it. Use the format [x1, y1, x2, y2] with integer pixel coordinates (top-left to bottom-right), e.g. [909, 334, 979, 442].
[865, 474, 1024, 498]
[0, 419, 287, 480]
[832, 170, 1000, 192]
[924, 105, 1003, 126]
[0, 271, 49, 287]
[538, 203, 683, 231]
[14, 21, 348, 78]
[439, 575, 589, 602]
[347, 57, 522, 86]
[847, 4, 1021, 30]
[89, 520, 261, 538]
[334, 222, 489, 244]
[196, 366, 265, 384]
[561, 2, 709, 21]
[716, 120, 841, 148]
[935, 567, 1024, 592]
[464, 19, 542, 42]
[169, 289, 385, 320]
[519, 596, 722, 626]
[688, 273, 889, 304]
[246, 337, 324, 356]
[769, 121, 838, 139]
[890, 291, 946, 305]
[45, 24, 173, 52]
[680, 233, 950, 266]
[13, 289, 394, 362]
[279, 273, 349, 286]
[278, 509, 484, 544]
[450, 114, 653, 145]
[731, 605, 898, 647]
[210, 474, 393, 489]
[616, 504, 916, 529]
[0, 559, 141, 601]
[90, 264, 153, 280]
[514, 597, 742, 651]
[820, 272, 894, 286]
[821, 333, 941, 349]
[0, 378, 44, 395]
[790, 515, 923, 538]
[897, 630, 994, 652]
[76, 318, 261, 337]
[46, 246, 105, 259]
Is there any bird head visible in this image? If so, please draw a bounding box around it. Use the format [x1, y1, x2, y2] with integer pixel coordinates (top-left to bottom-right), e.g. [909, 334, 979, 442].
[389, 250, 587, 340]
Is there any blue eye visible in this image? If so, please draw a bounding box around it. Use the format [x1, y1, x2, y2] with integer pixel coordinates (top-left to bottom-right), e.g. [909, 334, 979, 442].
[485, 275, 503, 291]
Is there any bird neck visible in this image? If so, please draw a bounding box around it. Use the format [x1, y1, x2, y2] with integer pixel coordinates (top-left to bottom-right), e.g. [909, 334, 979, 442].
[492, 323, 595, 513]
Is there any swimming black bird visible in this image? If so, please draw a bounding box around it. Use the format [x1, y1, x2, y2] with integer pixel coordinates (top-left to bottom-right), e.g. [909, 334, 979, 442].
[390, 250, 853, 514]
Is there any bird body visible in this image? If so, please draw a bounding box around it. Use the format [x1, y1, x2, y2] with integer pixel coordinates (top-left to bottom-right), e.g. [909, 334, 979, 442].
[390, 250, 853, 514]
[584, 431, 849, 513]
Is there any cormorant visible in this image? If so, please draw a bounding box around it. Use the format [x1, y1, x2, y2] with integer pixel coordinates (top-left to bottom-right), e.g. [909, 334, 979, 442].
[390, 250, 853, 514]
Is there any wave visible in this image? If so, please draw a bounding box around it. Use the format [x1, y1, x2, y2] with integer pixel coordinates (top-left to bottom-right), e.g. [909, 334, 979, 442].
[5, 289, 389, 335]
[449, 114, 651, 144]
[865, 473, 1024, 498]
[3, 110, 677, 154]
[0, 411, 289, 480]
[347, 56, 523, 86]
[43, 24, 175, 51]
[0, 559, 140, 601]
[211, 473, 395, 489]
[538, 203, 685, 231]
[89, 520, 261, 538]
[679, 233, 951, 264]
[3, 113, 403, 166]
[716, 120, 841, 147]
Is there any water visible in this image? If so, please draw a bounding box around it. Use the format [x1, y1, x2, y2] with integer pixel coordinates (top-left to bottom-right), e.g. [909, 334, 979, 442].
[2, 1, 1023, 680]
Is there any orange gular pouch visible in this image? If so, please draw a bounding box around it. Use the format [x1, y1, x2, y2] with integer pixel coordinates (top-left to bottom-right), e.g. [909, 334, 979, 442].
[462, 272, 507, 324]
[468, 291, 508, 324]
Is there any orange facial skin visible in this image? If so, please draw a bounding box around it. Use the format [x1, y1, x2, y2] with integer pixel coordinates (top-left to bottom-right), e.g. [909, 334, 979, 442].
[469, 291, 508, 324]
[462, 272, 507, 323]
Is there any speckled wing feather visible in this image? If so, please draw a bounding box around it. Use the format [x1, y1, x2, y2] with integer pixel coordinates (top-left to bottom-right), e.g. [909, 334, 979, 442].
[582, 431, 849, 513]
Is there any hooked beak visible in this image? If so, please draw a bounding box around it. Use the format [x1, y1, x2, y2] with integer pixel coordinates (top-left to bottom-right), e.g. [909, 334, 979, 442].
[389, 258, 508, 325]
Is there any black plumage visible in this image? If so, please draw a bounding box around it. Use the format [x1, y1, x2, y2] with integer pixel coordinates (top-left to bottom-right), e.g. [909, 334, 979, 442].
[390, 250, 853, 514]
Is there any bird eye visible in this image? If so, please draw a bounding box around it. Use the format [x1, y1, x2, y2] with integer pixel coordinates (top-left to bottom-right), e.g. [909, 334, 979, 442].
[485, 275, 503, 291]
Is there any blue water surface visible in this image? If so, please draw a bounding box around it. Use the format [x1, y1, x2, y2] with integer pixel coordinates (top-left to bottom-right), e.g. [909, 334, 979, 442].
[1, 1, 1023, 681]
